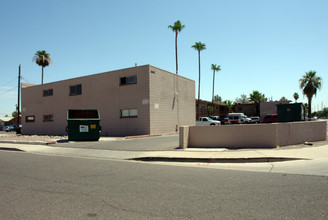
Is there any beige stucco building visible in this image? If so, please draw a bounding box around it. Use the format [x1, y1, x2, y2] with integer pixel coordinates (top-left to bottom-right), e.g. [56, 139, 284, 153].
[21, 65, 195, 136]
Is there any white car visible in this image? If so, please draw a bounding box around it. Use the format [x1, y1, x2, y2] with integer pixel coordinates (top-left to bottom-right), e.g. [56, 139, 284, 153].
[242, 116, 252, 124]
[250, 116, 260, 123]
[196, 117, 221, 126]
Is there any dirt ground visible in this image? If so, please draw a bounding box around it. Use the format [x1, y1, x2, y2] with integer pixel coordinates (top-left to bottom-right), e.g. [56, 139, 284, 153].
[0, 131, 67, 143]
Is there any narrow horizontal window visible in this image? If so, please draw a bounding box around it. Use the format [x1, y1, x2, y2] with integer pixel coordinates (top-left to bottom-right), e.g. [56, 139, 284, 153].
[120, 109, 138, 118]
[43, 114, 53, 122]
[120, 75, 137, 85]
[70, 84, 82, 96]
[26, 115, 35, 122]
[43, 89, 53, 97]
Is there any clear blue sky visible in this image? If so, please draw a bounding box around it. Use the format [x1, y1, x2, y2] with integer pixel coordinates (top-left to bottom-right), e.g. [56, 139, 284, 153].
[1, 0, 327, 116]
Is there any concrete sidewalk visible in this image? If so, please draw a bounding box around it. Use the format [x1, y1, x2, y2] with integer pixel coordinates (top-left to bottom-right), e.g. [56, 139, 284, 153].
[1, 135, 328, 176]
[0, 140, 327, 162]
[1, 132, 327, 164]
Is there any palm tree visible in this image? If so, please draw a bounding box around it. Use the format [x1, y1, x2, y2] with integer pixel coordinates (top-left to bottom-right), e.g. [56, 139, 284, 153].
[299, 71, 322, 119]
[211, 64, 221, 102]
[168, 20, 185, 75]
[192, 42, 206, 118]
[293, 92, 299, 103]
[33, 50, 51, 84]
[223, 100, 233, 113]
[249, 90, 267, 103]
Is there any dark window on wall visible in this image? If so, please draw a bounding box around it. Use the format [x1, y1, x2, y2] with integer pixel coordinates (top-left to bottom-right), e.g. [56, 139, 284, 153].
[43, 114, 53, 122]
[43, 89, 53, 96]
[70, 84, 82, 96]
[120, 75, 137, 85]
[120, 109, 138, 118]
[26, 115, 35, 122]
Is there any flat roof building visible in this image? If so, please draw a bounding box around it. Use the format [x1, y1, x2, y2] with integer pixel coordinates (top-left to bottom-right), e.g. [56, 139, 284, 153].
[21, 65, 195, 136]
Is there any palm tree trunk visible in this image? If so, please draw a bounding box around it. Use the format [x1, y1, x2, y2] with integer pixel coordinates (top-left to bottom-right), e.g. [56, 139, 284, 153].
[197, 50, 201, 119]
[175, 32, 178, 75]
[41, 66, 44, 85]
[175, 32, 179, 131]
[212, 70, 215, 102]
[308, 96, 312, 119]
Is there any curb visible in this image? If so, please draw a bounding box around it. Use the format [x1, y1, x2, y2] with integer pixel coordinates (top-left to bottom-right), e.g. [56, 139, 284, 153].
[124, 134, 162, 139]
[129, 157, 309, 163]
[0, 140, 56, 145]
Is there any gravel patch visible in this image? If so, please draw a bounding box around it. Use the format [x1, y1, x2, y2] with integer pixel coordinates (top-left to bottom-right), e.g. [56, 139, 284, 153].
[0, 132, 67, 143]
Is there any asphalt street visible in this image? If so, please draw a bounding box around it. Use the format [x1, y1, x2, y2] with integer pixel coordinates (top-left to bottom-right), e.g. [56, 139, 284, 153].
[1, 151, 328, 219]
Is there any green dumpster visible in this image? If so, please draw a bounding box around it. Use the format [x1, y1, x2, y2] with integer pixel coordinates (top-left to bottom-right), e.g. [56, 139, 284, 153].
[277, 103, 305, 122]
[67, 109, 101, 141]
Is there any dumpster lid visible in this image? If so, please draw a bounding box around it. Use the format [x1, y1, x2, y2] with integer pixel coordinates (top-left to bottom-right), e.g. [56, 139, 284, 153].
[67, 109, 100, 119]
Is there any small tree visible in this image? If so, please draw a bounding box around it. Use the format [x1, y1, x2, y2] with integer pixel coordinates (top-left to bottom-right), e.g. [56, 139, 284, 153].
[280, 96, 288, 101]
[213, 95, 222, 102]
[12, 111, 21, 118]
[235, 94, 250, 104]
[293, 92, 299, 103]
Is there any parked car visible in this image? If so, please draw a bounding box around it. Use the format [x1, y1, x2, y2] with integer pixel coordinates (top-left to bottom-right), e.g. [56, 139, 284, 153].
[222, 116, 231, 125]
[242, 115, 252, 124]
[209, 116, 230, 125]
[196, 117, 221, 126]
[209, 116, 220, 121]
[5, 124, 18, 132]
[250, 116, 260, 123]
[228, 115, 243, 124]
[263, 114, 278, 123]
[228, 113, 245, 124]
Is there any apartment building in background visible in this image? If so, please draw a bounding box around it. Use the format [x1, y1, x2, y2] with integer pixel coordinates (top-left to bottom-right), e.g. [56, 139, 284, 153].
[196, 100, 229, 118]
[21, 65, 195, 136]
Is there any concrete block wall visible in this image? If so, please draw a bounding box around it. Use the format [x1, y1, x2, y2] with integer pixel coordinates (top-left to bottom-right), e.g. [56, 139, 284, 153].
[180, 121, 327, 149]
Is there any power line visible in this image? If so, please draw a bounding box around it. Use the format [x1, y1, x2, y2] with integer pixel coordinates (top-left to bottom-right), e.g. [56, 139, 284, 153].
[0, 86, 17, 95]
[0, 77, 17, 87]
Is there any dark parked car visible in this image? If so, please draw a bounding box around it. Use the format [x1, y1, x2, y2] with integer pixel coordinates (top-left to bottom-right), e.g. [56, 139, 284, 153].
[263, 114, 278, 123]
[5, 124, 18, 132]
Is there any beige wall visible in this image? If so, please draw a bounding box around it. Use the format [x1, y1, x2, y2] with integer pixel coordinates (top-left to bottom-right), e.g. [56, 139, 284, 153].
[149, 66, 195, 134]
[188, 124, 278, 148]
[22, 65, 195, 136]
[180, 121, 327, 148]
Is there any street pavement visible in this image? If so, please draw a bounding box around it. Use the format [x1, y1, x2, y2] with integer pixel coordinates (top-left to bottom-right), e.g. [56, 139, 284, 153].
[2, 151, 328, 219]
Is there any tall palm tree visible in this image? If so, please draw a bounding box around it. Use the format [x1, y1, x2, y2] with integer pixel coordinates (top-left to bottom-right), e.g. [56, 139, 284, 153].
[192, 42, 206, 118]
[211, 64, 221, 102]
[33, 50, 51, 84]
[168, 20, 185, 75]
[293, 92, 299, 103]
[299, 71, 322, 119]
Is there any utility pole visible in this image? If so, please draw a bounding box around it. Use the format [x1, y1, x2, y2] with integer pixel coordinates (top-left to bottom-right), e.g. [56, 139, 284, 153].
[16, 65, 21, 134]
